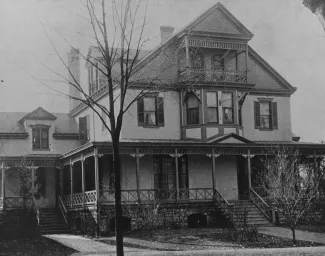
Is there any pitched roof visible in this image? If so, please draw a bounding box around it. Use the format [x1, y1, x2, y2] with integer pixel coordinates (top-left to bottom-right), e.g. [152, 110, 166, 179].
[0, 108, 78, 134]
[19, 107, 57, 123]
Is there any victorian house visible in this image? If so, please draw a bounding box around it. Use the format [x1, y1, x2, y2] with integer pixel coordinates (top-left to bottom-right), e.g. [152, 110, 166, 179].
[1, 3, 324, 235]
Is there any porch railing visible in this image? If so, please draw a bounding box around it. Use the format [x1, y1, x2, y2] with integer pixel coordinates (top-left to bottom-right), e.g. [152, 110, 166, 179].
[179, 69, 247, 83]
[63, 190, 97, 208]
[0, 197, 3, 209]
[250, 187, 272, 221]
[99, 188, 215, 204]
[213, 189, 235, 224]
[4, 197, 24, 209]
[58, 196, 68, 224]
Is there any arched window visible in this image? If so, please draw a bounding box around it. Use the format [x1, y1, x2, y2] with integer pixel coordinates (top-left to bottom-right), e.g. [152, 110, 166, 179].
[186, 94, 200, 125]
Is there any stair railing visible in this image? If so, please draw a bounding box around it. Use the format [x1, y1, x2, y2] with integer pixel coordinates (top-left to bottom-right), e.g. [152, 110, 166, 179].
[58, 196, 68, 224]
[250, 188, 272, 221]
[213, 189, 235, 224]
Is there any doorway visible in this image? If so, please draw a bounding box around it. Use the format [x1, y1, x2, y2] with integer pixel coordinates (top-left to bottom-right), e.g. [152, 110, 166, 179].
[236, 156, 249, 200]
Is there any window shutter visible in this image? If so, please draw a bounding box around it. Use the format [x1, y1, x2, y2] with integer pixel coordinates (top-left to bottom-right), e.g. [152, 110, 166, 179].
[157, 97, 165, 127]
[254, 101, 260, 128]
[138, 97, 144, 125]
[86, 115, 90, 141]
[238, 107, 242, 126]
[79, 117, 86, 143]
[271, 102, 278, 129]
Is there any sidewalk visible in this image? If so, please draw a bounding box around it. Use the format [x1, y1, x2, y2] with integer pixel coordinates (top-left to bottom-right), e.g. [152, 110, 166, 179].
[258, 226, 325, 244]
[43, 234, 152, 255]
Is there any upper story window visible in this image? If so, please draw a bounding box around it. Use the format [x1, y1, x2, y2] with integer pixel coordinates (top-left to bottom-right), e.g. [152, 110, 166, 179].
[79, 115, 90, 144]
[222, 92, 234, 124]
[138, 95, 164, 127]
[206, 92, 218, 123]
[32, 126, 49, 150]
[191, 51, 204, 70]
[186, 94, 200, 125]
[212, 55, 224, 71]
[254, 100, 278, 130]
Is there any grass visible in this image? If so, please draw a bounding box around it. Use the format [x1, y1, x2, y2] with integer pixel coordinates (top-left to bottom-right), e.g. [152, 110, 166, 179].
[98, 228, 323, 251]
[0, 236, 76, 256]
[296, 224, 325, 234]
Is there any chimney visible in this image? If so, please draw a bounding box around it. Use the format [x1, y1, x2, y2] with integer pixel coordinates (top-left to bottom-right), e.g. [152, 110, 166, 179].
[160, 26, 174, 44]
[68, 48, 81, 112]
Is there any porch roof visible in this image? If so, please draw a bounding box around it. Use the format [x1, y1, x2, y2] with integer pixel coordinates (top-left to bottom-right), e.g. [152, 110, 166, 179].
[61, 136, 325, 162]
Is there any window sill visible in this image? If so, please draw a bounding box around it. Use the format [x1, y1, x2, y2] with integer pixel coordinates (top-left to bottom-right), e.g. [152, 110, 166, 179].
[32, 148, 51, 151]
[256, 128, 275, 131]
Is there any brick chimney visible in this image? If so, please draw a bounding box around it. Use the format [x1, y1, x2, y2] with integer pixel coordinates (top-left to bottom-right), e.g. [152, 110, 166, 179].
[160, 26, 174, 44]
[68, 48, 81, 112]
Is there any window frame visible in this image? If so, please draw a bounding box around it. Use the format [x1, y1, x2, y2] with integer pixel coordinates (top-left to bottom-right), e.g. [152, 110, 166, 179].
[254, 99, 278, 130]
[221, 91, 234, 124]
[206, 91, 218, 123]
[138, 94, 164, 127]
[32, 125, 50, 150]
[185, 94, 200, 125]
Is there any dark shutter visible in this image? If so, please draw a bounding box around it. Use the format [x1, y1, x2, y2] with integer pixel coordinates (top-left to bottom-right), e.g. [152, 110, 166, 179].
[238, 107, 242, 126]
[271, 102, 278, 129]
[254, 101, 260, 129]
[86, 115, 90, 141]
[79, 117, 86, 143]
[157, 97, 164, 127]
[137, 97, 144, 125]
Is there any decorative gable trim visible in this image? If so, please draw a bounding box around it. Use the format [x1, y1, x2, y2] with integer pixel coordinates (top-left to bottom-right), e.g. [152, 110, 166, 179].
[19, 107, 57, 123]
[208, 133, 253, 144]
[248, 46, 297, 95]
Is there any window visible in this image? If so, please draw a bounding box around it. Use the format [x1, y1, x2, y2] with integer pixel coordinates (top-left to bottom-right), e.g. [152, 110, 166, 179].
[254, 101, 278, 129]
[32, 126, 49, 150]
[186, 94, 200, 125]
[212, 55, 224, 70]
[191, 52, 204, 69]
[206, 92, 218, 123]
[138, 95, 164, 126]
[222, 92, 233, 124]
[79, 115, 90, 144]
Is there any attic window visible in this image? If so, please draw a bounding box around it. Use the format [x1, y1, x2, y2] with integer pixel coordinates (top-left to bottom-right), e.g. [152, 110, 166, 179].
[32, 126, 49, 150]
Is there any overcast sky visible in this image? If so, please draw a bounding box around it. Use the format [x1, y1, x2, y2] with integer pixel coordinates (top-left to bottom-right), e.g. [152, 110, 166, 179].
[0, 0, 324, 142]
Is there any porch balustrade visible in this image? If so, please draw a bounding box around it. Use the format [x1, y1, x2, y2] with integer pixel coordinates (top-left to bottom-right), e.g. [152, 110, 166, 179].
[179, 68, 247, 83]
[4, 197, 24, 209]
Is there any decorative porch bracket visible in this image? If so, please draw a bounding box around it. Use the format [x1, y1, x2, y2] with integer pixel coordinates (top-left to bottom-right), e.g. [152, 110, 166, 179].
[130, 149, 145, 203]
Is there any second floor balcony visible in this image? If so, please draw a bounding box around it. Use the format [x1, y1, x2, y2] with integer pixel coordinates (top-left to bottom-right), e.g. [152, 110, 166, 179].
[179, 68, 247, 83]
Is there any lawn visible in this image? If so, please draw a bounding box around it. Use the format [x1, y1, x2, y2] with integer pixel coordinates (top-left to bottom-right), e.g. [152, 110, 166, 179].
[0, 236, 76, 256]
[296, 224, 325, 234]
[98, 228, 323, 251]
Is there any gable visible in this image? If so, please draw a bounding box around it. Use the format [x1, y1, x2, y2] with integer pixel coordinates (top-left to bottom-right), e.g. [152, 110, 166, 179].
[20, 107, 57, 123]
[247, 47, 296, 94]
[219, 137, 245, 144]
[191, 8, 241, 35]
[186, 3, 253, 39]
[208, 133, 253, 144]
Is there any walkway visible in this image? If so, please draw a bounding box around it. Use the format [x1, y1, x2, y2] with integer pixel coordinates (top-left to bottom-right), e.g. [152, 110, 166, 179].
[43, 234, 152, 255]
[258, 226, 325, 244]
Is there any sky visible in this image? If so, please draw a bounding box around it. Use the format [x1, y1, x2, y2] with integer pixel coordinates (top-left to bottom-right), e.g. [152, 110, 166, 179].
[0, 0, 324, 142]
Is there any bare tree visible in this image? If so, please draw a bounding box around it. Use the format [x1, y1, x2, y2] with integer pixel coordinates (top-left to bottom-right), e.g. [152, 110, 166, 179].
[303, 0, 325, 31]
[259, 146, 324, 244]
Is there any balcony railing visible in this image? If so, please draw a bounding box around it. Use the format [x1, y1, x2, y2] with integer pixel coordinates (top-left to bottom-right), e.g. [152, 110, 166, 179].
[179, 69, 247, 83]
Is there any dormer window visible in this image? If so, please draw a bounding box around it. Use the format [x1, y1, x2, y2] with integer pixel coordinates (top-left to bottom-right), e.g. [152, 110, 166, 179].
[32, 126, 49, 150]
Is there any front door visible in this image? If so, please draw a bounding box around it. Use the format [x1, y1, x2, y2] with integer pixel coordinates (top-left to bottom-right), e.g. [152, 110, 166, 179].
[237, 156, 249, 200]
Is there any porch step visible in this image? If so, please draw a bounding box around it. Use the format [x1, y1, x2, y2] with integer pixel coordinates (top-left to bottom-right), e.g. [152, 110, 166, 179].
[227, 200, 273, 227]
[39, 208, 71, 234]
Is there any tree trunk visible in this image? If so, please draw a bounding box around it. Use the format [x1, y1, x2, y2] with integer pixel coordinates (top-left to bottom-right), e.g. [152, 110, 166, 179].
[113, 140, 124, 256]
[291, 227, 296, 245]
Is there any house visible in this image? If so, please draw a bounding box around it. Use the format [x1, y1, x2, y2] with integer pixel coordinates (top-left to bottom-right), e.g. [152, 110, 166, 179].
[0, 3, 324, 235]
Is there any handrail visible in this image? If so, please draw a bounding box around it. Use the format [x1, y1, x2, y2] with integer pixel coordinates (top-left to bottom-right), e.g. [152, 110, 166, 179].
[58, 196, 68, 224]
[213, 189, 235, 224]
[250, 187, 272, 220]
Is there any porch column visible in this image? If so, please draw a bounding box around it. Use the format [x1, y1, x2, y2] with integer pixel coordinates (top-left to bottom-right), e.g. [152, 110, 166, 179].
[1, 163, 5, 201]
[131, 149, 144, 203]
[81, 155, 85, 207]
[60, 166, 64, 198]
[94, 148, 99, 205]
[70, 160, 73, 208]
[170, 149, 183, 201]
[246, 150, 255, 196]
[31, 167, 35, 195]
[207, 151, 220, 201]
